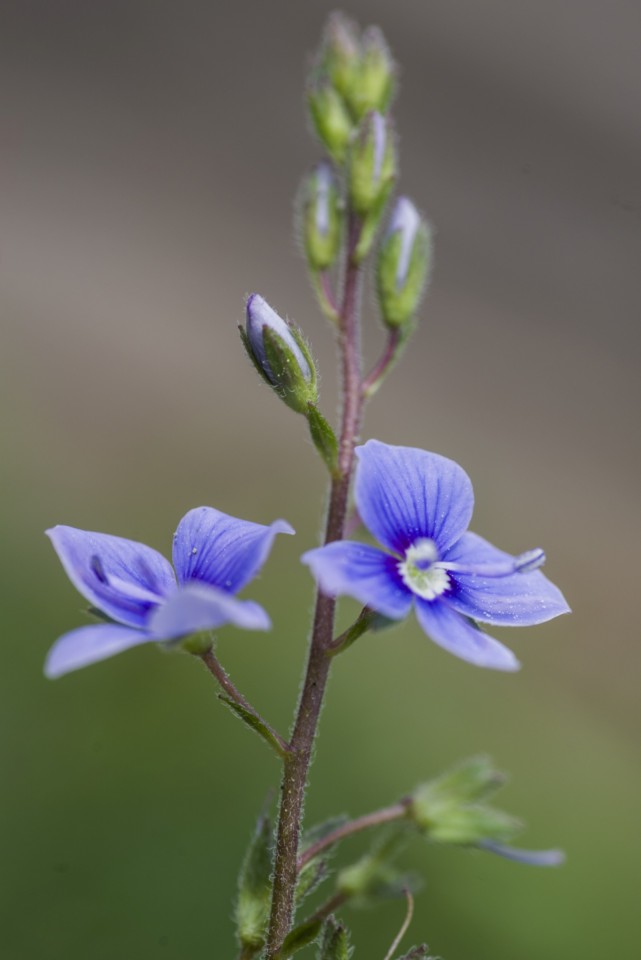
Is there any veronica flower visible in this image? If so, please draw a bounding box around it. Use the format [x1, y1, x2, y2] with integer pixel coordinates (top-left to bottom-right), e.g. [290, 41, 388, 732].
[45, 507, 294, 678]
[302, 440, 569, 670]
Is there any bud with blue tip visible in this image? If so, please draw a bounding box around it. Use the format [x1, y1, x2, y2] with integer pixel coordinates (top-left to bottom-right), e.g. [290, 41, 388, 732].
[302, 161, 343, 272]
[376, 196, 432, 329]
[308, 78, 354, 165]
[348, 111, 396, 217]
[241, 294, 318, 415]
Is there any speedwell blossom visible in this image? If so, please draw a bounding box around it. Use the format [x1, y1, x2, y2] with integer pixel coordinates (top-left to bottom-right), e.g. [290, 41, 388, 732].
[302, 440, 569, 670]
[45, 507, 294, 678]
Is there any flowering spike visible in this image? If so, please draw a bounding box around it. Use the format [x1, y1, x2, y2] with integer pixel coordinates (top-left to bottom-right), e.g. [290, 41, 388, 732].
[243, 294, 318, 415]
[308, 78, 354, 165]
[348, 111, 396, 217]
[377, 197, 433, 330]
[302, 161, 343, 272]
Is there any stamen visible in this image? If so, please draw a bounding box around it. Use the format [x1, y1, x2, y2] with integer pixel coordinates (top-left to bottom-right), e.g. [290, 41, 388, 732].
[399, 539, 450, 601]
[439, 546, 546, 578]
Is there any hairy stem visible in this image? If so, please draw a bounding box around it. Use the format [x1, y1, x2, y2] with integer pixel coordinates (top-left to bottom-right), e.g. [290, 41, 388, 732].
[362, 327, 401, 397]
[297, 800, 411, 872]
[265, 215, 364, 956]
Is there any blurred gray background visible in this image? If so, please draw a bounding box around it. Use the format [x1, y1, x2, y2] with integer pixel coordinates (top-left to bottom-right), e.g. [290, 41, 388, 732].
[2, 1, 640, 958]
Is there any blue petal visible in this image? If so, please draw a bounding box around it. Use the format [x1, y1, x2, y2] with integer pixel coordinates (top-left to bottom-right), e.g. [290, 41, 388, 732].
[147, 582, 271, 639]
[354, 441, 474, 555]
[478, 841, 565, 867]
[444, 533, 571, 626]
[172, 507, 294, 594]
[47, 526, 176, 628]
[415, 599, 520, 671]
[45, 624, 154, 678]
[301, 541, 413, 619]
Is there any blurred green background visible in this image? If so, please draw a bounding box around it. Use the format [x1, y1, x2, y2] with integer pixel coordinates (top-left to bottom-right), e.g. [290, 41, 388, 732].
[2, 1, 640, 957]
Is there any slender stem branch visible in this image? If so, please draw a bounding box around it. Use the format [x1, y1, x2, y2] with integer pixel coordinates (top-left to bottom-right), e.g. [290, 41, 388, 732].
[198, 647, 290, 756]
[303, 890, 350, 928]
[362, 327, 401, 397]
[297, 800, 411, 872]
[265, 214, 365, 957]
[383, 889, 414, 960]
[327, 606, 375, 657]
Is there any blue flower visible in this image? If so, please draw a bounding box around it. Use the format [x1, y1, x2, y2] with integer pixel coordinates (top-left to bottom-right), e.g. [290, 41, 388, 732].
[302, 440, 569, 670]
[45, 507, 294, 678]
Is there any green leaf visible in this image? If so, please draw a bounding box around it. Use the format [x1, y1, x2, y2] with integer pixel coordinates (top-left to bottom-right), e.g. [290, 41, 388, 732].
[278, 917, 324, 958]
[235, 809, 273, 950]
[317, 916, 353, 960]
[218, 695, 288, 759]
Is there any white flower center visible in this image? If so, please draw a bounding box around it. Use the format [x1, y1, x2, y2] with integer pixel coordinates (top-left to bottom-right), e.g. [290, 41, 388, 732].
[398, 538, 451, 601]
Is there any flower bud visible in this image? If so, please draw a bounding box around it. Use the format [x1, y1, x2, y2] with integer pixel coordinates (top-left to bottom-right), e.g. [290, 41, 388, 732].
[241, 294, 318, 415]
[308, 78, 353, 164]
[302, 161, 343, 272]
[377, 196, 433, 328]
[347, 26, 396, 120]
[348, 111, 396, 217]
[321, 12, 361, 101]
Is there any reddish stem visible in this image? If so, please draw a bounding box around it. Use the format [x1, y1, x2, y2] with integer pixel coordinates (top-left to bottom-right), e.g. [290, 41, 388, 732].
[264, 215, 364, 957]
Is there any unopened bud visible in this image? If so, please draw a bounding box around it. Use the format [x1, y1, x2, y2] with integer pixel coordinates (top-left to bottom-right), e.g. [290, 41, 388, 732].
[347, 26, 396, 120]
[302, 161, 343, 271]
[377, 196, 432, 328]
[241, 294, 317, 414]
[321, 12, 361, 100]
[348, 111, 396, 217]
[308, 79, 353, 164]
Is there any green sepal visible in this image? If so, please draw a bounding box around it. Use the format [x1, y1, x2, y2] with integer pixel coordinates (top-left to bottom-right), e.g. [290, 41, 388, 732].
[239, 325, 275, 389]
[412, 755, 506, 813]
[345, 26, 396, 121]
[317, 916, 353, 960]
[307, 404, 339, 475]
[278, 917, 324, 959]
[409, 756, 523, 846]
[376, 221, 432, 329]
[218, 695, 289, 760]
[235, 808, 274, 951]
[428, 805, 522, 846]
[352, 180, 394, 265]
[347, 114, 396, 218]
[321, 12, 362, 102]
[336, 825, 414, 902]
[262, 325, 318, 415]
[302, 165, 344, 273]
[395, 946, 433, 960]
[308, 80, 354, 165]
